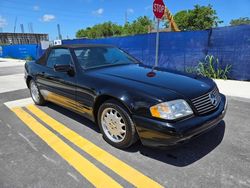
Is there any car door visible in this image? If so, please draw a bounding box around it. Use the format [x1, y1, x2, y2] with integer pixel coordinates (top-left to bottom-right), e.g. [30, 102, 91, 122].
[73, 47, 102, 120]
[37, 48, 77, 111]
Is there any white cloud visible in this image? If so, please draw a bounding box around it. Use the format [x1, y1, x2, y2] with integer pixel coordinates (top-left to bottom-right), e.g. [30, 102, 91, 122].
[33, 5, 39, 11]
[41, 14, 55, 22]
[92, 8, 104, 15]
[127, 8, 134, 14]
[0, 16, 7, 27]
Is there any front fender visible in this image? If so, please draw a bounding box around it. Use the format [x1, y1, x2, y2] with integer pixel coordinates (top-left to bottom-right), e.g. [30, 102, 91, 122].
[97, 86, 180, 118]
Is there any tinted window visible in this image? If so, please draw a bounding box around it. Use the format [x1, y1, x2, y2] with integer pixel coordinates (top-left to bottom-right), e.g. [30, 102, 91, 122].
[74, 47, 139, 69]
[46, 48, 72, 68]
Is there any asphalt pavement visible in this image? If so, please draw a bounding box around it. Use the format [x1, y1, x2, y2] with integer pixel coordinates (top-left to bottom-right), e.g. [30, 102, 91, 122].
[0, 62, 249, 188]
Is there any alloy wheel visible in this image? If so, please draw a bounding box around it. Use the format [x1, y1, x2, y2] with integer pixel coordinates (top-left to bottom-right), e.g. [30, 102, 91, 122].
[30, 81, 40, 103]
[101, 107, 126, 143]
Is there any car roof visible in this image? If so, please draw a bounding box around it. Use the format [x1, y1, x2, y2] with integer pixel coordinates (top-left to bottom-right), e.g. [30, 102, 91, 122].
[51, 44, 115, 49]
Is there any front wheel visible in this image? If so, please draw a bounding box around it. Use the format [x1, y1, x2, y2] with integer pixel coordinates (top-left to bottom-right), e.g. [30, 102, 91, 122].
[29, 79, 46, 105]
[98, 100, 138, 149]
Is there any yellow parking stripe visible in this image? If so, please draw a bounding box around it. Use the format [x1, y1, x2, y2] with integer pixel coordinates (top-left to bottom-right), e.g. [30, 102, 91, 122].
[26, 104, 163, 188]
[11, 107, 122, 188]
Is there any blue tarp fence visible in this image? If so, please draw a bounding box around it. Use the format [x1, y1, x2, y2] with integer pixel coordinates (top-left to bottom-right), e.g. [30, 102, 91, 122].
[63, 25, 250, 81]
[0, 25, 249, 80]
[0, 44, 43, 60]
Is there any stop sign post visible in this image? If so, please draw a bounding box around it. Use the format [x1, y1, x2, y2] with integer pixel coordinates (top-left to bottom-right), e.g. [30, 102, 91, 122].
[153, 0, 165, 67]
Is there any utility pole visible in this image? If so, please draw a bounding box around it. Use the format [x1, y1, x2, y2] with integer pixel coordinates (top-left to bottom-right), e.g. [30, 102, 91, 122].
[57, 24, 62, 40]
[28, 23, 34, 33]
[13, 16, 17, 33]
[20, 24, 24, 33]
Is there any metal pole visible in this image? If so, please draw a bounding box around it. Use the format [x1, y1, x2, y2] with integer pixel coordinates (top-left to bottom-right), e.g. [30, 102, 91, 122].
[14, 16, 17, 33]
[155, 19, 160, 67]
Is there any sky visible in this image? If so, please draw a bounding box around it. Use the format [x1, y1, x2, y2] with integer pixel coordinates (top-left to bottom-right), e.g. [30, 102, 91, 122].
[0, 0, 250, 40]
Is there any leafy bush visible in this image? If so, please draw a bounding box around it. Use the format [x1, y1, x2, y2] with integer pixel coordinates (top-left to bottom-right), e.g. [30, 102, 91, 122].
[185, 55, 232, 79]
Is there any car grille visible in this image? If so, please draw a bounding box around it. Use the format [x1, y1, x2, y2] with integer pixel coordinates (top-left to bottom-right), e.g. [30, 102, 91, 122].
[191, 87, 221, 115]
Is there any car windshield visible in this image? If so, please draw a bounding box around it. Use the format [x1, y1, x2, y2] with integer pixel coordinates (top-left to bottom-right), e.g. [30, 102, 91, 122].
[74, 46, 140, 69]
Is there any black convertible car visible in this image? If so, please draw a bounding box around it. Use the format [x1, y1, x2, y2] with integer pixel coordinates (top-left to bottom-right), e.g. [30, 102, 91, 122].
[25, 44, 227, 148]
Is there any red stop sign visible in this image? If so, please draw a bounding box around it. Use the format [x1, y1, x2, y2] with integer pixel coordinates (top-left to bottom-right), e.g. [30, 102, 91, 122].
[153, 0, 165, 19]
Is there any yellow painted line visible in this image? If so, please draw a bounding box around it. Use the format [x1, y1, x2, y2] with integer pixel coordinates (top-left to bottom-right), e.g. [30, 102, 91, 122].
[26, 104, 163, 188]
[11, 107, 122, 188]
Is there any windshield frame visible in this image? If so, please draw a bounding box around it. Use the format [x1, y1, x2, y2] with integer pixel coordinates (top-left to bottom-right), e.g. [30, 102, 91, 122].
[73, 46, 141, 70]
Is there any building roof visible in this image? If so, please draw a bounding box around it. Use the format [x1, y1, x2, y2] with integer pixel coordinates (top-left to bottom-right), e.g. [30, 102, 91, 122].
[0, 32, 48, 35]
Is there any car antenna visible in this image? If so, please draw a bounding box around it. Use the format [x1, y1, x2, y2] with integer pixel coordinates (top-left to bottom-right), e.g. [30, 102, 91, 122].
[147, 66, 156, 77]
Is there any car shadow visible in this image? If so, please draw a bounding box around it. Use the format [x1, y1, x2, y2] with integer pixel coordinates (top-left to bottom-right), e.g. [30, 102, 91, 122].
[45, 103, 225, 167]
[127, 121, 226, 167]
[45, 102, 100, 133]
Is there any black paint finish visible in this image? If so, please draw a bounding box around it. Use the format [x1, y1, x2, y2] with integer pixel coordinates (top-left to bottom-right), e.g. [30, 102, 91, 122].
[25, 44, 227, 147]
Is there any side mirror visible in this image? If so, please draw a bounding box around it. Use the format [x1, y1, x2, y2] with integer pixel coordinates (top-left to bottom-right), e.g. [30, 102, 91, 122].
[54, 64, 75, 76]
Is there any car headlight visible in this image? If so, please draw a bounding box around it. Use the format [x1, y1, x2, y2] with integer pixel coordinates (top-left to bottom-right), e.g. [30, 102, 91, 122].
[150, 99, 193, 120]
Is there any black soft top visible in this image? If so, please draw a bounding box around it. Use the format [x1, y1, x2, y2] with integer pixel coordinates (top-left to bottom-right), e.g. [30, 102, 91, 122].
[51, 44, 115, 49]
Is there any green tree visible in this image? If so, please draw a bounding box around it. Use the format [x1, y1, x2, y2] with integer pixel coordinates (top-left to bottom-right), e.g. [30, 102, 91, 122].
[76, 16, 153, 38]
[76, 22, 123, 39]
[230, 17, 250, 26]
[123, 16, 153, 35]
[76, 27, 91, 38]
[167, 4, 222, 31]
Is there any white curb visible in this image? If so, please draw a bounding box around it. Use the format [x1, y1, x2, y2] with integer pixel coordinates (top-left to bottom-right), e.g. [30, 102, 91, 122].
[214, 79, 250, 99]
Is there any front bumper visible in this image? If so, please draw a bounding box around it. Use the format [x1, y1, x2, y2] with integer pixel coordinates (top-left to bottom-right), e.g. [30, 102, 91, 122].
[133, 94, 227, 148]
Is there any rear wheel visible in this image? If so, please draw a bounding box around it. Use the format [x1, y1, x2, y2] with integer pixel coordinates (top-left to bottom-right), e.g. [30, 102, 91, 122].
[98, 100, 138, 149]
[29, 79, 46, 105]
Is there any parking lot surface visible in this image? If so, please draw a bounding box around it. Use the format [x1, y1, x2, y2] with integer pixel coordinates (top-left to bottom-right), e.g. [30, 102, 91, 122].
[0, 63, 250, 188]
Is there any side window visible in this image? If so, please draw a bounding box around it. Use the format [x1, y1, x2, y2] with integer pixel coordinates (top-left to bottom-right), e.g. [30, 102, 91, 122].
[74, 47, 107, 68]
[46, 48, 72, 68]
[74, 48, 91, 68]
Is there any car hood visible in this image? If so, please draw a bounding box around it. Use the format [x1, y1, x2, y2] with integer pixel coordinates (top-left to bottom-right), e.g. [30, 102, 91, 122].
[93, 64, 215, 99]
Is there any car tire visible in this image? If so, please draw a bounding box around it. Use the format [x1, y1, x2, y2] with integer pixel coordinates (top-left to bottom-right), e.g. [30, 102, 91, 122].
[29, 79, 46, 105]
[97, 99, 138, 149]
